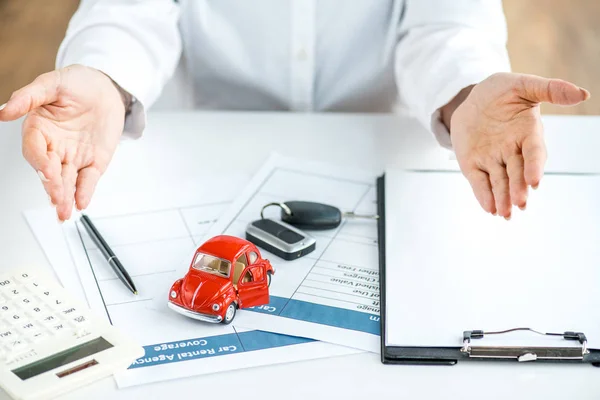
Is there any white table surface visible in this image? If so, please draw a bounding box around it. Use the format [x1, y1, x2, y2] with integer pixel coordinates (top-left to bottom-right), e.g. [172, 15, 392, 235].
[1, 111, 599, 400]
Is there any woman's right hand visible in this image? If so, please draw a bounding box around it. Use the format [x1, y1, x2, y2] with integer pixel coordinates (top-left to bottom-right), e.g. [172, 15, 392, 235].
[0, 64, 127, 221]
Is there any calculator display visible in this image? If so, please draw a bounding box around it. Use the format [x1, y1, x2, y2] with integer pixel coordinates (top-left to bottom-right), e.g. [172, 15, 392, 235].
[11, 337, 113, 380]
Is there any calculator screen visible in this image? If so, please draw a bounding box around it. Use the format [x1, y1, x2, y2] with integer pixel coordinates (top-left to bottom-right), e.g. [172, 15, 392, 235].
[11, 337, 113, 380]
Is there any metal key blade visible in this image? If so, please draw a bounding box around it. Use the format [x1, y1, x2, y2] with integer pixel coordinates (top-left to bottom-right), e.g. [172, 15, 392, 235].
[342, 212, 379, 220]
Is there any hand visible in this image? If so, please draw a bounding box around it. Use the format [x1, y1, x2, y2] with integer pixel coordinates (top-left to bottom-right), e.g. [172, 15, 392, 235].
[448, 72, 590, 219]
[0, 65, 127, 221]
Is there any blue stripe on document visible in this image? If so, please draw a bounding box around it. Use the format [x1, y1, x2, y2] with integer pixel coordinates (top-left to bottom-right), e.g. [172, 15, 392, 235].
[248, 295, 380, 335]
[237, 330, 313, 351]
[128, 330, 313, 369]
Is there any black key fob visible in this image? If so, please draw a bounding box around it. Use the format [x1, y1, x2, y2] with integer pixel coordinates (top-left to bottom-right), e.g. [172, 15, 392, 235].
[281, 201, 342, 230]
[246, 218, 316, 260]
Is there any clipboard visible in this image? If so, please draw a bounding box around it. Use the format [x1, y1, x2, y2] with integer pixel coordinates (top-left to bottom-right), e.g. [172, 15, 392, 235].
[376, 174, 600, 366]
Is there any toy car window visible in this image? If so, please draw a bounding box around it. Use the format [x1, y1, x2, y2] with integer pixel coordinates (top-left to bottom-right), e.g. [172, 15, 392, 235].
[237, 253, 248, 266]
[248, 251, 258, 264]
[250, 266, 264, 282]
[241, 270, 253, 284]
[192, 253, 231, 277]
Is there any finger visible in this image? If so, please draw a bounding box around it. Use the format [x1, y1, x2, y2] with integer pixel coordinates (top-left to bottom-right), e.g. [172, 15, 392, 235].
[22, 125, 63, 203]
[515, 74, 590, 106]
[56, 163, 78, 221]
[465, 169, 496, 215]
[0, 70, 60, 121]
[487, 163, 512, 219]
[75, 167, 102, 211]
[506, 153, 528, 209]
[522, 133, 547, 189]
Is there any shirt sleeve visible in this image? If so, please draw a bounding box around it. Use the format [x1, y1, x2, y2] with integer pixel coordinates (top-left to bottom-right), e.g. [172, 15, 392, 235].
[55, 0, 182, 139]
[394, 0, 511, 149]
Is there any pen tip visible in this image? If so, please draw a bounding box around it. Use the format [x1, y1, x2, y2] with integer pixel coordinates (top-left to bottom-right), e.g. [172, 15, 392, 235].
[134, 291, 138, 295]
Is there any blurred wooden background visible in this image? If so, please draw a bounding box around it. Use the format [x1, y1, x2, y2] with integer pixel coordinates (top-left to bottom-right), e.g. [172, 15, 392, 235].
[0, 0, 598, 114]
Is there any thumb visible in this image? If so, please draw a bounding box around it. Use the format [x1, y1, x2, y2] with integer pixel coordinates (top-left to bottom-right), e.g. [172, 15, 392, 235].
[0, 70, 60, 121]
[515, 74, 590, 106]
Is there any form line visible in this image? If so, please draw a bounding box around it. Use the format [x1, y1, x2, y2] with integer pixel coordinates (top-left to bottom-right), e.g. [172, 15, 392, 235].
[300, 285, 380, 301]
[106, 299, 153, 306]
[295, 291, 379, 309]
[303, 278, 379, 295]
[99, 269, 176, 282]
[309, 272, 379, 285]
[311, 266, 379, 279]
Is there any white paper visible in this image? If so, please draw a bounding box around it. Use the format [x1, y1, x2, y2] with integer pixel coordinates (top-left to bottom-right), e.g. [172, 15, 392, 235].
[199, 154, 382, 352]
[24, 173, 360, 389]
[384, 170, 600, 351]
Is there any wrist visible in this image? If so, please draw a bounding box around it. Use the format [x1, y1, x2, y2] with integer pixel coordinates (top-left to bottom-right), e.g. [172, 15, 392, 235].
[96, 70, 133, 118]
[440, 84, 475, 135]
[110, 79, 133, 117]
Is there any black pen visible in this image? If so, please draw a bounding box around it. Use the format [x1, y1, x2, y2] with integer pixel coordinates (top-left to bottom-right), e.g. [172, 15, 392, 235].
[80, 214, 138, 295]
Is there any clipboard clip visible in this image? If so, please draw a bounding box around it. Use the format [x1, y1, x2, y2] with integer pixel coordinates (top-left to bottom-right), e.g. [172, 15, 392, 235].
[461, 328, 590, 362]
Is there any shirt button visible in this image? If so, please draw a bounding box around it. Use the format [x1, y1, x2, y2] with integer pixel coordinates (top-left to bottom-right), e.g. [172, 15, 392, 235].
[296, 48, 308, 61]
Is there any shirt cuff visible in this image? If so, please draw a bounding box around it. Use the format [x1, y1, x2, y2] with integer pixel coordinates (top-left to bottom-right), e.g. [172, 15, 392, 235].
[428, 68, 509, 151]
[56, 54, 148, 140]
[122, 97, 145, 140]
[56, 28, 162, 140]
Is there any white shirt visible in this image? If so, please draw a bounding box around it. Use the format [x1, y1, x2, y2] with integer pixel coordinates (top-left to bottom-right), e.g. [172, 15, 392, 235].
[56, 0, 511, 148]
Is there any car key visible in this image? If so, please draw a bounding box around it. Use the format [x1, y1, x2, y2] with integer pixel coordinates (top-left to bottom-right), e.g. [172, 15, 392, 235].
[246, 218, 316, 260]
[260, 201, 378, 230]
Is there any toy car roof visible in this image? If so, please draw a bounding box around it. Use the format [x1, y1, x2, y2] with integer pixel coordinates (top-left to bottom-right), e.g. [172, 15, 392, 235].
[196, 235, 253, 261]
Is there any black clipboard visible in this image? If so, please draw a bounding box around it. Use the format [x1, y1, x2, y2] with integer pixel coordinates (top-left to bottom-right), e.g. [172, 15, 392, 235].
[376, 174, 600, 366]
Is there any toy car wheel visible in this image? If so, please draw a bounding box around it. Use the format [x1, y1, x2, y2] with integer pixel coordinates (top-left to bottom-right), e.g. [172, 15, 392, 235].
[267, 271, 272, 287]
[222, 302, 236, 324]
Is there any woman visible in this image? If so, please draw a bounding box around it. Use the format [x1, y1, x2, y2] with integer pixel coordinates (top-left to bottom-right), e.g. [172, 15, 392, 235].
[0, 0, 589, 222]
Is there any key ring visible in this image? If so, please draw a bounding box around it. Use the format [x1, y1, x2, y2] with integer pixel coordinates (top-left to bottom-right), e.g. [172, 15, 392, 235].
[260, 202, 292, 219]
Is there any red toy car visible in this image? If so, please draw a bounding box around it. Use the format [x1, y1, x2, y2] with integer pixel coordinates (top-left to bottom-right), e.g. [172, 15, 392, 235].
[167, 235, 275, 324]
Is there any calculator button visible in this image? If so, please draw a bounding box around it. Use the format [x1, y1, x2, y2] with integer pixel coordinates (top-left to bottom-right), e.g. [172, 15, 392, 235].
[15, 294, 36, 308]
[59, 306, 78, 316]
[0, 328, 16, 343]
[3, 306, 26, 324]
[16, 320, 40, 333]
[0, 277, 15, 291]
[0, 303, 12, 318]
[12, 272, 33, 284]
[29, 330, 49, 343]
[50, 320, 73, 334]
[9, 312, 26, 324]
[5, 338, 28, 352]
[36, 287, 53, 299]
[51, 322, 67, 332]
[71, 314, 90, 327]
[4, 287, 22, 299]
[27, 280, 47, 293]
[40, 314, 62, 327]
[44, 295, 67, 310]
[26, 304, 46, 317]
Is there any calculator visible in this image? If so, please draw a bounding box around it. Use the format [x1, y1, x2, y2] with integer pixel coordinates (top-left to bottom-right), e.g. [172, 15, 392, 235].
[0, 267, 144, 400]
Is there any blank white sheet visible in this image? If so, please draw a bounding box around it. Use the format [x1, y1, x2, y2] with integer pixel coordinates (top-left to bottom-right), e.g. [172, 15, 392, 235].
[384, 170, 600, 349]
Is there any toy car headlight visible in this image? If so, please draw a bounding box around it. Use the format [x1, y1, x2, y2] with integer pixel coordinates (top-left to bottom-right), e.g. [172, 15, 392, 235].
[170, 290, 177, 299]
[212, 303, 220, 311]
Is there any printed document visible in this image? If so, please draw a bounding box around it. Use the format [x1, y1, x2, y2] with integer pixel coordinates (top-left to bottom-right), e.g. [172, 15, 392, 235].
[24, 175, 360, 388]
[202, 154, 381, 352]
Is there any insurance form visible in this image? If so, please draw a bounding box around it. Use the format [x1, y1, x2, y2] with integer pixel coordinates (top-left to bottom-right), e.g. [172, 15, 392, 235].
[205, 154, 381, 352]
[24, 175, 360, 388]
